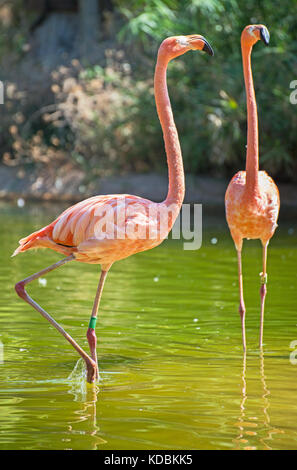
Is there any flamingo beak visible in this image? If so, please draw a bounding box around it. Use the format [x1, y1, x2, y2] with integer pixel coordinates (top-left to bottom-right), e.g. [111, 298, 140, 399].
[187, 36, 214, 56]
[260, 26, 270, 45]
[202, 38, 214, 56]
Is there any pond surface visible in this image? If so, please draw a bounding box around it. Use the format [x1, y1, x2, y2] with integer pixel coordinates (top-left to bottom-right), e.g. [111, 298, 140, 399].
[0, 201, 296, 450]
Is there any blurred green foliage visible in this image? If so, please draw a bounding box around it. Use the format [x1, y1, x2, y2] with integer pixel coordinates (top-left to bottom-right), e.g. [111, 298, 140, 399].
[1, 0, 297, 183]
[115, 0, 297, 181]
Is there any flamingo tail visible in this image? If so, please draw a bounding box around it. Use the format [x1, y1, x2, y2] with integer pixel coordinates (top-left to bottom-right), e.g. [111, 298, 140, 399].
[12, 226, 52, 257]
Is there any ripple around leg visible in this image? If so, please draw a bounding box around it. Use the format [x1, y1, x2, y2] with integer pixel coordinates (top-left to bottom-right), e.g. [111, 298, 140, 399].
[67, 358, 99, 401]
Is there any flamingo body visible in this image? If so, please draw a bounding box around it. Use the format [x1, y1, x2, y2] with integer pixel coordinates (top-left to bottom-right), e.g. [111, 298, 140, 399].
[225, 170, 279, 249]
[13, 194, 170, 268]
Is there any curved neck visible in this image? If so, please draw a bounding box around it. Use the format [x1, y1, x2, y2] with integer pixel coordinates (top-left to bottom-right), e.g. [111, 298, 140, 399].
[242, 41, 259, 194]
[154, 51, 185, 208]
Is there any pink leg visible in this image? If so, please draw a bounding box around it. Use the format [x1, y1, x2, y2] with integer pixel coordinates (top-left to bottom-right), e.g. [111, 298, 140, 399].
[237, 248, 246, 352]
[259, 243, 268, 349]
[15, 254, 98, 383]
[86, 266, 110, 379]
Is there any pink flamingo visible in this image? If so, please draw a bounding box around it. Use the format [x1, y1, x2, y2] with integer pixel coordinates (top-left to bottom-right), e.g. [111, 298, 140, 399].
[14, 35, 213, 383]
[225, 25, 280, 351]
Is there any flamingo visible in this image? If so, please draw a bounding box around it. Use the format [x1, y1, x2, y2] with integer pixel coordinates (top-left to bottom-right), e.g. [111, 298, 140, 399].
[14, 35, 214, 383]
[225, 25, 280, 351]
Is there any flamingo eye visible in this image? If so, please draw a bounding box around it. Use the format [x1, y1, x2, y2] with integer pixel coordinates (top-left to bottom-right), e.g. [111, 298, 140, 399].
[247, 26, 257, 39]
[176, 36, 189, 47]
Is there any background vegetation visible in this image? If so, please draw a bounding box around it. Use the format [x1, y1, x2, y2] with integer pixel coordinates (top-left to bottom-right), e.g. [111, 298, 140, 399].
[0, 0, 296, 185]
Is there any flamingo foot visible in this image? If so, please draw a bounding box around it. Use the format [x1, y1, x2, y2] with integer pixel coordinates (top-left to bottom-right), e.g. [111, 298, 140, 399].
[86, 327, 99, 382]
[239, 302, 246, 352]
[259, 282, 267, 349]
[85, 357, 99, 384]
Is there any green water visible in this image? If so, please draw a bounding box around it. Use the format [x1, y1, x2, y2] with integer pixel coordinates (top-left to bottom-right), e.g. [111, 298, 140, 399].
[0, 201, 296, 450]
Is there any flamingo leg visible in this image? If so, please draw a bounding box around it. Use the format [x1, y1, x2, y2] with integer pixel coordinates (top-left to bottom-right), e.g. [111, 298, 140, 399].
[259, 243, 268, 349]
[237, 249, 246, 352]
[15, 254, 98, 383]
[86, 266, 111, 379]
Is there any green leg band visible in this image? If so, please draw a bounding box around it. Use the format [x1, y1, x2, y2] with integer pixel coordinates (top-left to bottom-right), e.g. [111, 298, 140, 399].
[89, 317, 97, 329]
[260, 272, 268, 285]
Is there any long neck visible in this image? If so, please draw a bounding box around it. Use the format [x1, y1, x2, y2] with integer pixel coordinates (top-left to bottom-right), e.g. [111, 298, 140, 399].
[242, 41, 259, 194]
[154, 52, 185, 208]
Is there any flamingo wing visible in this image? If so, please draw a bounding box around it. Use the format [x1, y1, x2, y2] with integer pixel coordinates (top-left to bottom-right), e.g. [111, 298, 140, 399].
[13, 194, 163, 264]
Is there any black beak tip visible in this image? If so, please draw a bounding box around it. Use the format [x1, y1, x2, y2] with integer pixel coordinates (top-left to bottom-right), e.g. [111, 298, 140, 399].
[260, 27, 270, 46]
[202, 39, 214, 56]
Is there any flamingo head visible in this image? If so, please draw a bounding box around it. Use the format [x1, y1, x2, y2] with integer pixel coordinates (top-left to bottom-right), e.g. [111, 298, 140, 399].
[159, 35, 214, 60]
[242, 25, 270, 47]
